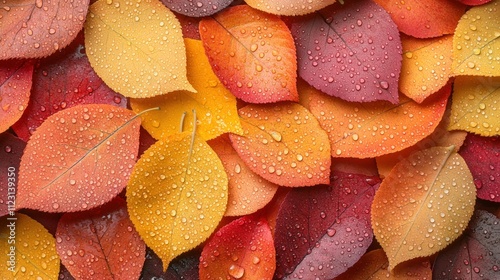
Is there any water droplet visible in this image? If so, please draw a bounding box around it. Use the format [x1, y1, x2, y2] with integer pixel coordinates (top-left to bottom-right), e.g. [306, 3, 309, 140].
[228, 264, 245, 279]
[52, 203, 60, 209]
[327, 228, 336, 237]
[379, 81, 389, 89]
[4, 145, 12, 153]
[405, 52, 413, 59]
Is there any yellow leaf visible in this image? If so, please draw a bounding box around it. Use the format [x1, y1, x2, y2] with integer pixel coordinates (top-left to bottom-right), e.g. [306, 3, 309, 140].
[245, 0, 336, 16]
[400, 35, 453, 103]
[127, 131, 228, 270]
[452, 0, 500, 76]
[130, 39, 242, 141]
[448, 76, 500, 136]
[371, 146, 476, 270]
[0, 214, 60, 279]
[84, 0, 195, 98]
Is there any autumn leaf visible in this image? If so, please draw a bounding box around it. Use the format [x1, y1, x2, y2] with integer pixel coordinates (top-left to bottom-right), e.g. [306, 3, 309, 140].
[84, 0, 195, 98]
[371, 146, 476, 270]
[127, 131, 228, 270]
[130, 38, 243, 141]
[229, 102, 331, 187]
[0, 133, 26, 217]
[199, 5, 298, 103]
[55, 197, 145, 280]
[448, 76, 500, 136]
[373, 0, 466, 38]
[17, 104, 141, 212]
[274, 171, 380, 279]
[141, 248, 200, 280]
[245, 0, 335, 16]
[0, 0, 89, 59]
[399, 34, 453, 103]
[433, 210, 500, 279]
[306, 82, 450, 158]
[209, 134, 279, 217]
[291, 0, 402, 103]
[161, 0, 234, 17]
[199, 215, 276, 280]
[0, 213, 60, 279]
[0, 60, 34, 134]
[452, 0, 500, 76]
[457, 0, 493, 5]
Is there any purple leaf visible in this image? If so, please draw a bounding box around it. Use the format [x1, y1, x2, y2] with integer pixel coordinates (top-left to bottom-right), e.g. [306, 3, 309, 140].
[161, 0, 233, 17]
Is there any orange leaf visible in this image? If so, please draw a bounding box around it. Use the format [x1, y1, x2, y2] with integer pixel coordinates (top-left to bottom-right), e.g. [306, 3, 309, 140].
[229, 102, 331, 187]
[209, 134, 278, 216]
[199, 5, 298, 103]
[17, 104, 141, 212]
[400, 35, 453, 103]
[0, 60, 34, 133]
[371, 146, 476, 270]
[307, 82, 450, 158]
[199, 215, 275, 280]
[245, 0, 336, 16]
[0, 0, 89, 59]
[55, 197, 145, 280]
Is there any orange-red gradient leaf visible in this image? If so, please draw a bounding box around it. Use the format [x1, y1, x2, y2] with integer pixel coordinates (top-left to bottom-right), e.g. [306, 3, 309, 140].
[307, 83, 450, 158]
[245, 0, 336, 16]
[17, 104, 141, 212]
[0, 0, 89, 59]
[209, 134, 278, 216]
[0, 60, 34, 133]
[373, 0, 466, 38]
[371, 146, 476, 270]
[199, 215, 275, 280]
[55, 197, 145, 280]
[229, 102, 331, 187]
[199, 5, 298, 103]
[400, 35, 453, 103]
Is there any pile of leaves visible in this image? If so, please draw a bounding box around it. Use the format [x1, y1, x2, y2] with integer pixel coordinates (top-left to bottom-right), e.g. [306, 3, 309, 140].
[1, 0, 499, 279]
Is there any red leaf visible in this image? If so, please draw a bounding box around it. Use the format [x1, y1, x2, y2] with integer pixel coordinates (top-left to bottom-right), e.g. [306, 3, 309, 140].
[199, 215, 276, 280]
[140, 248, 200, 280]
[12, 39, 126, 141]
[456, 0, 492, 5]
[274, 171, 380, 279]
[0, 60, 34, 133]
[291, 0, 401, 103]
[161, 0, 233, 17]
[55, 197, 146, 280]
[459, 134, 500, 202]
[433, 210, 500, 279]
[0, 0, 89, 59]
[0, 133, 26, 217]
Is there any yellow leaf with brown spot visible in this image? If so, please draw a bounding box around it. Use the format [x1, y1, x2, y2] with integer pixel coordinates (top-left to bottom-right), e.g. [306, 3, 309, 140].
[448, 76, 500, 136]
[371, 146, 476, 270]
[130, 39, 242, 141]
[127, 131, 228, 270]
[452, 0, 500, 76]
[400, 35, 453, 103]
[0, 214, 60, 279]
[84, 0, 195, 98]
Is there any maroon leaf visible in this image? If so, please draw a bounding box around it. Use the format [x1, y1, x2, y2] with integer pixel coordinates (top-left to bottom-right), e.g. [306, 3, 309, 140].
[433, 210, 500, 279]
[274, 171, 381, 279]
[459, 134, 500, 202]
[11, 36, 127, 141]
[140, 248, 200, 280]
[291, 0, 401, 104]
[161, 0, 233, 17]
[456, 0, 492, 5]
[0, 133, 26, 217]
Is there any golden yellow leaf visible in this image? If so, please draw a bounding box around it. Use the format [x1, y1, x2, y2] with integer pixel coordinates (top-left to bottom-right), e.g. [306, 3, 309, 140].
[448, 76, 500, 136]
[84, 0, 195, 98]
[400, 35, 453, 103]
[130, 39, 242, 141]
[371, 146, 476, 270]
[0, 214, 60, 279]
[127, 131, 228, 270]
[452, 0, 500, 76]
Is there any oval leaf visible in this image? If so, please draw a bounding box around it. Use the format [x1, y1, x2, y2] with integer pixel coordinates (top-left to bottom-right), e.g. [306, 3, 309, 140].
[127, 131, 228, 270]
[229, 102, 331, 187]
[291, 0, 402, 103]
[0, 133, 26, 218]
[130, 38, 242, 141]
[245, 0, 335, 16]
[199, 215, 276, 280]
[0, 213, 60, 279]
[55, 197, 146, 280]
[449, 76, 500, 136]
[452, 0, 500, 76]
[0, 0, 89, 59]
[199, 5, 298, 103]
[17, 104, 141, 212]
[161, 0, 233, 17]
[371, 146, 477, 270]
[307, 82, 450, 158]
[84, 0, 195, 98]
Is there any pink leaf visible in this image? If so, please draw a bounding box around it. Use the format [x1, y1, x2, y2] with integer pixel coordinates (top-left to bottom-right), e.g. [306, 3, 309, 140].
[161, 0, 233, 17]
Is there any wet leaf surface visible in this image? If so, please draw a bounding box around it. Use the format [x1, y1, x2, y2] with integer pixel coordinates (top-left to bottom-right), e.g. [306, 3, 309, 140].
[161, 0, 233, 17]
[140, 248, 200, 280]
[0, 133, 26, 217]
[245, 0, 336, 16]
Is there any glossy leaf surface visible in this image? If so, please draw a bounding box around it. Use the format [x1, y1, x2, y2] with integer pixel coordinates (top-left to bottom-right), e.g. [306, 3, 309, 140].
[245, 0, 336, 16]
[161, 0, 233, 17]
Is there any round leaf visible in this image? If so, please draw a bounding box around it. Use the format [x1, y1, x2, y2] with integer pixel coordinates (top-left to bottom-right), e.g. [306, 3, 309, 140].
[245, 0, 336, 16]
[161, 0, 233, 17]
